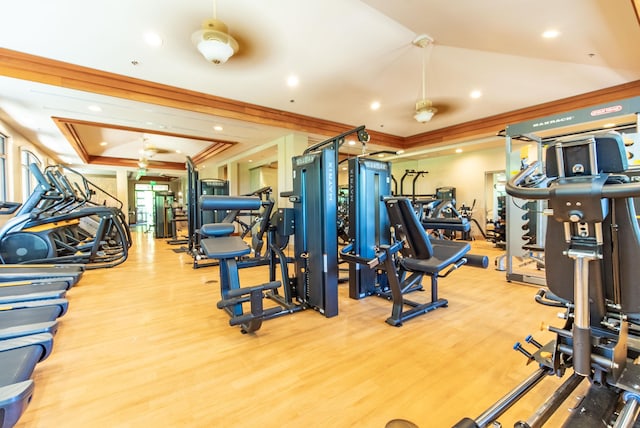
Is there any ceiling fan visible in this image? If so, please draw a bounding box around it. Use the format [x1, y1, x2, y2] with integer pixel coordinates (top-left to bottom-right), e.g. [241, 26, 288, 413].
[138, 137, 172, 169]
[413, 34, 437, 123]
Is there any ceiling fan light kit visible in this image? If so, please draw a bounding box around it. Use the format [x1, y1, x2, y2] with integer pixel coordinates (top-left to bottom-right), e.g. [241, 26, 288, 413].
[412, 33, 434, 48]
[192, 18, 239, 64]
[143, 147, 159, 158]
[414, 100, 437, 123]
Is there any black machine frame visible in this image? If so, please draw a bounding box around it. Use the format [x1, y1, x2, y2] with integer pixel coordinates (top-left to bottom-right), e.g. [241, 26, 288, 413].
[288, 126, 371, 317]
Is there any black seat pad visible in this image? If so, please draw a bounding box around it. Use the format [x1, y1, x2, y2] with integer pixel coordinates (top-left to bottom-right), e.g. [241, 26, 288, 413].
[201, 236, 251, 259]
[402, 239, 470, 274]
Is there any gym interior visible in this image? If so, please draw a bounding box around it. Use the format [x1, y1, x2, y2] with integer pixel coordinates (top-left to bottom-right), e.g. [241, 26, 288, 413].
[0, 2, 640, 427]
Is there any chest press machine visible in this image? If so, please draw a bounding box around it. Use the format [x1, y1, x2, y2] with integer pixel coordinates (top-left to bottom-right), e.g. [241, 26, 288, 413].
[340, 156, 488, 327]
[454, 132, 640, 427]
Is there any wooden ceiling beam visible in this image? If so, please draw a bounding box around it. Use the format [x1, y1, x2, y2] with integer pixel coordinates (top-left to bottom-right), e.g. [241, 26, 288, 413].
[403, 80, 640, 149]
[0, 48, 403, 148]
[1, 48, 638, 159]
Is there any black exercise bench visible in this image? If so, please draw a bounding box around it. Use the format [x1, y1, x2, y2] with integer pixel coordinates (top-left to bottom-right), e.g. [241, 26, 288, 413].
[382, 197, 487, 325]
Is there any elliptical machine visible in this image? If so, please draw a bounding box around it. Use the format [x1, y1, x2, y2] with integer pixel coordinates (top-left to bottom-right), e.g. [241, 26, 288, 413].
[453, 132, 640, 427]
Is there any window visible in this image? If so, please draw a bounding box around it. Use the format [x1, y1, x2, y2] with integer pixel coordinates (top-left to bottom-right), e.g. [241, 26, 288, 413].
[21, 149, 42, 202]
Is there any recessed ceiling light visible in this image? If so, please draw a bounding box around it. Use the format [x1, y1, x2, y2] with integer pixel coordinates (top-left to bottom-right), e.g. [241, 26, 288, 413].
[542, 29, 560, 39]
[470, 90, 482, 99]
[248, 159, 253, 163]
[341, 166, 347, 171]
[176, 149, 182, 154]
[455, 148, 463, 153]
[396, 150, 405, 154]
[348, 140, 356, 146]
[213, 125, 223, 131]
[603, 123, 616, 128]
[144, 31, 163, 47]
[287, 75, 299, 87]
[88, 105, 102, 112]
[99, 141, 108, 146]
[370, 101, 381, 111]
[377, 153, 384, 158]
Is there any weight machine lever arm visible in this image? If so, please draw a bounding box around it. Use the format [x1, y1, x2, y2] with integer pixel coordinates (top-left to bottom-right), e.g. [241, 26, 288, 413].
[339, 241, 403, 269]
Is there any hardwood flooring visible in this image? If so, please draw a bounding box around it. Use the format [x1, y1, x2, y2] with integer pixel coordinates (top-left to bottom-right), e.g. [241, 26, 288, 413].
[16, 233, 580, 427]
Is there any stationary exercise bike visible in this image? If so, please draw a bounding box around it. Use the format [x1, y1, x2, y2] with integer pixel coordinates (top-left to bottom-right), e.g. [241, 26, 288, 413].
[453, 132, 640, 427]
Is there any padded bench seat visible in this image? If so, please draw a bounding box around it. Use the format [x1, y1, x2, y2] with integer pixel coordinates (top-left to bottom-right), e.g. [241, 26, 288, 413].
[402, 239, 471, 274]
[200, 236, 252, 259]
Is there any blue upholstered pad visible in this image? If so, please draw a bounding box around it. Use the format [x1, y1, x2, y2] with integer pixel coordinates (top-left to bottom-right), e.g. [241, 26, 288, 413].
[200, 195, 261, 211]
[201, 236, 251, 259]
[401, 239, 470, 274]
[200, 223, 235, 237]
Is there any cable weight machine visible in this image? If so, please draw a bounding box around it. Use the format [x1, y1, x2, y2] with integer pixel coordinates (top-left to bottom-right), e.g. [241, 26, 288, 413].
[288, 126, 371, 317]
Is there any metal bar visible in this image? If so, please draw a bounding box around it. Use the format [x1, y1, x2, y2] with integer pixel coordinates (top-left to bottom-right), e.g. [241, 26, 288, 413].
[303, 125, 366, 154]
[569, 250, 592, 376]
[474, 368, 550, 428]
[613, 395, 640, 428]
[515, 373, 583, 428]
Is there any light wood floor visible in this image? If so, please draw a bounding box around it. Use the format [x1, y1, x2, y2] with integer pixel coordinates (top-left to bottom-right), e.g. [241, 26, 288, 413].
[16, 232, 581, 428]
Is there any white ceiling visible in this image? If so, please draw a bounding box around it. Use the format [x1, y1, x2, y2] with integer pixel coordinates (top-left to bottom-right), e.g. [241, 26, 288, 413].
[0, 0, 638, 173]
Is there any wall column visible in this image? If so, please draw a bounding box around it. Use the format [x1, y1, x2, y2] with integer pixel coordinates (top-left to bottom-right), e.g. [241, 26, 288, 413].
[277, 134, 307, 208]
[226, 161, 239, 195]
[116, 169, 130, 223]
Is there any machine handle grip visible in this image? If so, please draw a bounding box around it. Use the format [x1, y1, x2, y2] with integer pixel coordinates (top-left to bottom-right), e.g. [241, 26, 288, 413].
[505, 161, 549, 200]
[600, 182, 640, 199]
[29, 163, 51, 189]
[507, 161, 640, 200]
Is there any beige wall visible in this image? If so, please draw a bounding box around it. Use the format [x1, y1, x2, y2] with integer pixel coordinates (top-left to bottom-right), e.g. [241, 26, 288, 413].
[392, 146, 507, 236]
